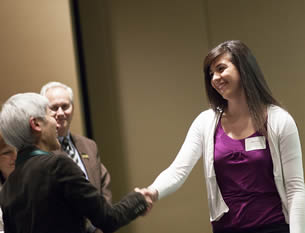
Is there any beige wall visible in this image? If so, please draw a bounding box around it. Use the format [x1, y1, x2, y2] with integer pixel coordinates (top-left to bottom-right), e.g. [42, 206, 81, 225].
[0, 0, 84, 135]
[108, 1, 211, 233]
[78, 0, 211, 233]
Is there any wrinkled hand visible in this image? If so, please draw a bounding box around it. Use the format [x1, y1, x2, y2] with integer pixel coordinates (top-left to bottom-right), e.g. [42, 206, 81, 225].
[134, 187, 159, 216]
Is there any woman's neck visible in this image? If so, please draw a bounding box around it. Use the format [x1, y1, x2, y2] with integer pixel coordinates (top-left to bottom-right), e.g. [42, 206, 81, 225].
[225, 96, 250, 119]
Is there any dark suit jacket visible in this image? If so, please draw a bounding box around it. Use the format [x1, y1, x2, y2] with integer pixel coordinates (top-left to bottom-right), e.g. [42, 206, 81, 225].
[56, 134, 112, 233]
[0, 146, 147, 233]
[70, 134, 112, 203]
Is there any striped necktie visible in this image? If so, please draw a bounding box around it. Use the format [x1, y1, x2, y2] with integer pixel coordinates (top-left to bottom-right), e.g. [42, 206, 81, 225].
[61, 137, 79, 164]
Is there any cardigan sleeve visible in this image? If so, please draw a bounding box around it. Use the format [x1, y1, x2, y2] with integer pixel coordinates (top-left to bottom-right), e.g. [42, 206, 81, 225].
[277, 111, 305, 233]
[149, 112, 205, 199]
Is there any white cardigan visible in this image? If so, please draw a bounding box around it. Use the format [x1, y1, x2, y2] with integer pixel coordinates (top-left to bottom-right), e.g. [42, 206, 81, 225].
[150, 105, 305, 233]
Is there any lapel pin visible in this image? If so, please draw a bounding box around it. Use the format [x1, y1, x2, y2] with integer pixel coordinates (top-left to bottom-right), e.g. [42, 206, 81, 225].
[81, 154, 89, 159]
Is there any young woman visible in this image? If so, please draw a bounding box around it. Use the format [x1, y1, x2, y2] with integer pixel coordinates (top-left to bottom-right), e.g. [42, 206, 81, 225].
[146, 40, 305, 233]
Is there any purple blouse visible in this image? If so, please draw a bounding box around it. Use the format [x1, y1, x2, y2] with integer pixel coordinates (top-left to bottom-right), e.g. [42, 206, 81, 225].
[212, 121, 286, 232]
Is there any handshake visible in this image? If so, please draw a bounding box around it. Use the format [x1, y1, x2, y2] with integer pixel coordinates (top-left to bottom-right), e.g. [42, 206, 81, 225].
[134, 187, 158, 215]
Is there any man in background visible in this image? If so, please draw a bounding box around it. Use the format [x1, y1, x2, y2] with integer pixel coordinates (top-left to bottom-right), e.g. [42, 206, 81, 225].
[40, 82, 111, 233]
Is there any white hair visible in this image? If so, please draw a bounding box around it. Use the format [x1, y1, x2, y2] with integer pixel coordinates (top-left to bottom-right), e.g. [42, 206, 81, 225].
[40, 81, 74, 103]
[0, 93, 49, 150]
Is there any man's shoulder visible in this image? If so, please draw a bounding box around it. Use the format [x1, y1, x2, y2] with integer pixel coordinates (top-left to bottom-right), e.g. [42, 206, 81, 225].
[22, 152, 76, 176]
[70, 133, 97, 146]
[70, 133, 98, 156]
[45, 151, 73, 164]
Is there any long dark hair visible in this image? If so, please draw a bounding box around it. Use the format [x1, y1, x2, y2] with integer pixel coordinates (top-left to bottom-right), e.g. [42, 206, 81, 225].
[203, 40, 280, 135]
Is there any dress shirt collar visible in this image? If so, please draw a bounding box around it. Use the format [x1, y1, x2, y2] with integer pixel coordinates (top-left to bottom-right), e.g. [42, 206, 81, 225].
[58, 132, 71, 143]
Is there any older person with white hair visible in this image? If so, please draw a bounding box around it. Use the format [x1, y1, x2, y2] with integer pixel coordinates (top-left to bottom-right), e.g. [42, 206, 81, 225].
[40, 81, 112, 199]
[0, 92, 151, 233]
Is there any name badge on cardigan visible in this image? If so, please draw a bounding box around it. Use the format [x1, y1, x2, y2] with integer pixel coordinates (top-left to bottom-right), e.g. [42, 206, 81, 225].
[245, 136, 266, 151]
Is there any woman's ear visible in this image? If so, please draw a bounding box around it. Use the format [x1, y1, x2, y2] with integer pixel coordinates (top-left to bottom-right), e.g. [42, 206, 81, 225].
[29, 117, 42, 133]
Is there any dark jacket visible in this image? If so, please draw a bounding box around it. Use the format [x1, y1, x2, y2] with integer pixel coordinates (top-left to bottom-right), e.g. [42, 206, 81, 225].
[55, 133, 112, 202]
[71, 134, 112, 201]
[56, 134, 113, 233]
[0, 146, 147, 233]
